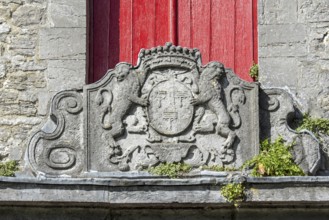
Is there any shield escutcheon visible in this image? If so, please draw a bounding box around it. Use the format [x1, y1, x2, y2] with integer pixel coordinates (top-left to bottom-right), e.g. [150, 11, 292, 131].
[147, 79, 194, 136]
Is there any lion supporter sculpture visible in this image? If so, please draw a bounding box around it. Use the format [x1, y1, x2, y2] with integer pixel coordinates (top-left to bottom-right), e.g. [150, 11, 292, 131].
[191, 61, 243, 163]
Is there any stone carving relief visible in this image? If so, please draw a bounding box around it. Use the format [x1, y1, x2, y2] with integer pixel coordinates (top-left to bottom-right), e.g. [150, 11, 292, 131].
[28, 91, 84, 176]
[84, 43, 258, 174]
[27, 43, 321, 177]
[259, 88, 321, 175]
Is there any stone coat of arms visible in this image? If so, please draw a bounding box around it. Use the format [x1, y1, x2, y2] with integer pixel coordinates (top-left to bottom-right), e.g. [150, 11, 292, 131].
[27, 43, 321, 177]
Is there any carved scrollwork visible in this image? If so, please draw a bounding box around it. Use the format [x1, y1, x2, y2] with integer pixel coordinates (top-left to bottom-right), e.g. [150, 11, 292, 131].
[27, 90, 83, 176]
[43, 143, 76, 170]
[53, 91, 83, 114]
[259, 89, 280, 112]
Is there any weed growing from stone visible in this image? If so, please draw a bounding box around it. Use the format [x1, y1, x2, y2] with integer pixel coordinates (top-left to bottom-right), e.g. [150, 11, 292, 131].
[243, 137, 304, 177]
[249, 62, 258, 81]
[148, 162, 191, 178]
[220, 183, 245, 204]
[0, 160, 19, 177]
[297, 114, 329, 137]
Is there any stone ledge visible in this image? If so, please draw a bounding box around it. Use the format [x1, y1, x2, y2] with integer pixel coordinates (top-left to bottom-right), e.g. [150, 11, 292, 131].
[1, 176, 329, 208]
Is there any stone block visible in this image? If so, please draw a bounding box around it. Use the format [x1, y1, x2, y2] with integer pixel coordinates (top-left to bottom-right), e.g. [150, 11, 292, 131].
[0, 23, 10, 34]
[0, 102, 37, 116]
[0, 127, 11, 143]
[37, 90, 50, 116]
[9, 35, 36, 56]
[46, 59, 85, 92]
[0, 116, 41, 126]
[0, 0, 23, 5]
[0, 90, 18, 103]
[297, 58, 329, 116]
[5, 71, 46, 90]
[259, 57, 299, 89]
[39, 28, 86, 60]
[12, 4, 45, 27]
[298, 0, 329, 23]
[49, 0, 86, 28]
[0, 63, 6, 78]
[259, 24, 307, 46]
[307, 24, 329, 60]
[0, 6, 11, 23]
[259, 42, 308, 58]
[14, 61, 47, 71]
[259, 0, 298, 25]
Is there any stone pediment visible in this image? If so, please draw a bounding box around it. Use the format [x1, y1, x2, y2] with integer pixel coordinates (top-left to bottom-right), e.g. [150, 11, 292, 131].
[27, 43, 320, 177]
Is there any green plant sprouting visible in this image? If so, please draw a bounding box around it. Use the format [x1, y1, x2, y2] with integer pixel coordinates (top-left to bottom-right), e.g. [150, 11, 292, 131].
[220, 183, 245, 204]
[0, 160, 19, 177]
[148, 162, 192, 178]
[243, 137, 304, 177]
[249, 62, 258, 81]
[297, 114, 329, 138]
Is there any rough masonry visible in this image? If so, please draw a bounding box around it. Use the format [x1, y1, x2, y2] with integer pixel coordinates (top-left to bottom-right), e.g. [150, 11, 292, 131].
[0, 0, 86, 164]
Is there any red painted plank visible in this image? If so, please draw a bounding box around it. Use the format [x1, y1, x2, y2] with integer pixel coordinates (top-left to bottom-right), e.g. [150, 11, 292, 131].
[235, 0, 253, 81]
[169, 0, 177, 44]
[177, 0, 191, 48]
[90, 0, 258, 82]
[191, 0, 211, 64]
[132, 0, 156, 65]
[120, 0, 133, 63]
[210, 0, 235, 70]
[92, 0, 110, 81]
[252, 0, 258, 64]
[108, 0, 120, 71]
[155, 0, 170, 46]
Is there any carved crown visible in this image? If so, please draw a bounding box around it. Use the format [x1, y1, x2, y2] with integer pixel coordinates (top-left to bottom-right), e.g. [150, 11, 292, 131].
[137, 42, 202, 70]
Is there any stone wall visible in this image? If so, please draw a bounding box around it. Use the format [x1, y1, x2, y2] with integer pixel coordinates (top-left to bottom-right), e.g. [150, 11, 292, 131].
[258, 0, 329, 118]
[0, 0, 86, 163]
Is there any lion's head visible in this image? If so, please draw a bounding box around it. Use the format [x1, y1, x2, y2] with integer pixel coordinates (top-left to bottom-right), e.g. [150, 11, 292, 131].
[201, 61, 225, 81]
[115, 63, 132, 82]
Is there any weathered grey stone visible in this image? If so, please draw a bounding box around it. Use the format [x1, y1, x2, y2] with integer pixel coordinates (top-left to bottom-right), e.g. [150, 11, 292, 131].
[259, 0, 329, 126]
[0, 6, 11, 23]
[259, 88, 321, 175]
[0, 0, 86, 167]
[0, 63, 6, 78]
[46, 59, 85, 92]
[259, 24, 307, 46]
[9, 35, 36, 56]
[259, 0, 298, 25]
[48, 0, 86, 28]
[298, 0, 329, 23]
[37, 90, 50, 116]
[27, 43, 320, 177]
[0, 116, 42, 126]
[13, 60, 47, 71]
[1, 176, 329, 208]
[27, 43, 260, 177]
[12, 5, 45, 26]
[5, 71, 46, 91]
[39, 28, 86, 60]
[259, 42, 308, 58]
[0, 0, 23, 5]
[259, 57, 299, 89]
[0, 23, 10, 34]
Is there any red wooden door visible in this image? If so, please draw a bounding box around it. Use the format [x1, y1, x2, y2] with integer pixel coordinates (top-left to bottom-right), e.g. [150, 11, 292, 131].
[88, 0, 258, 83]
